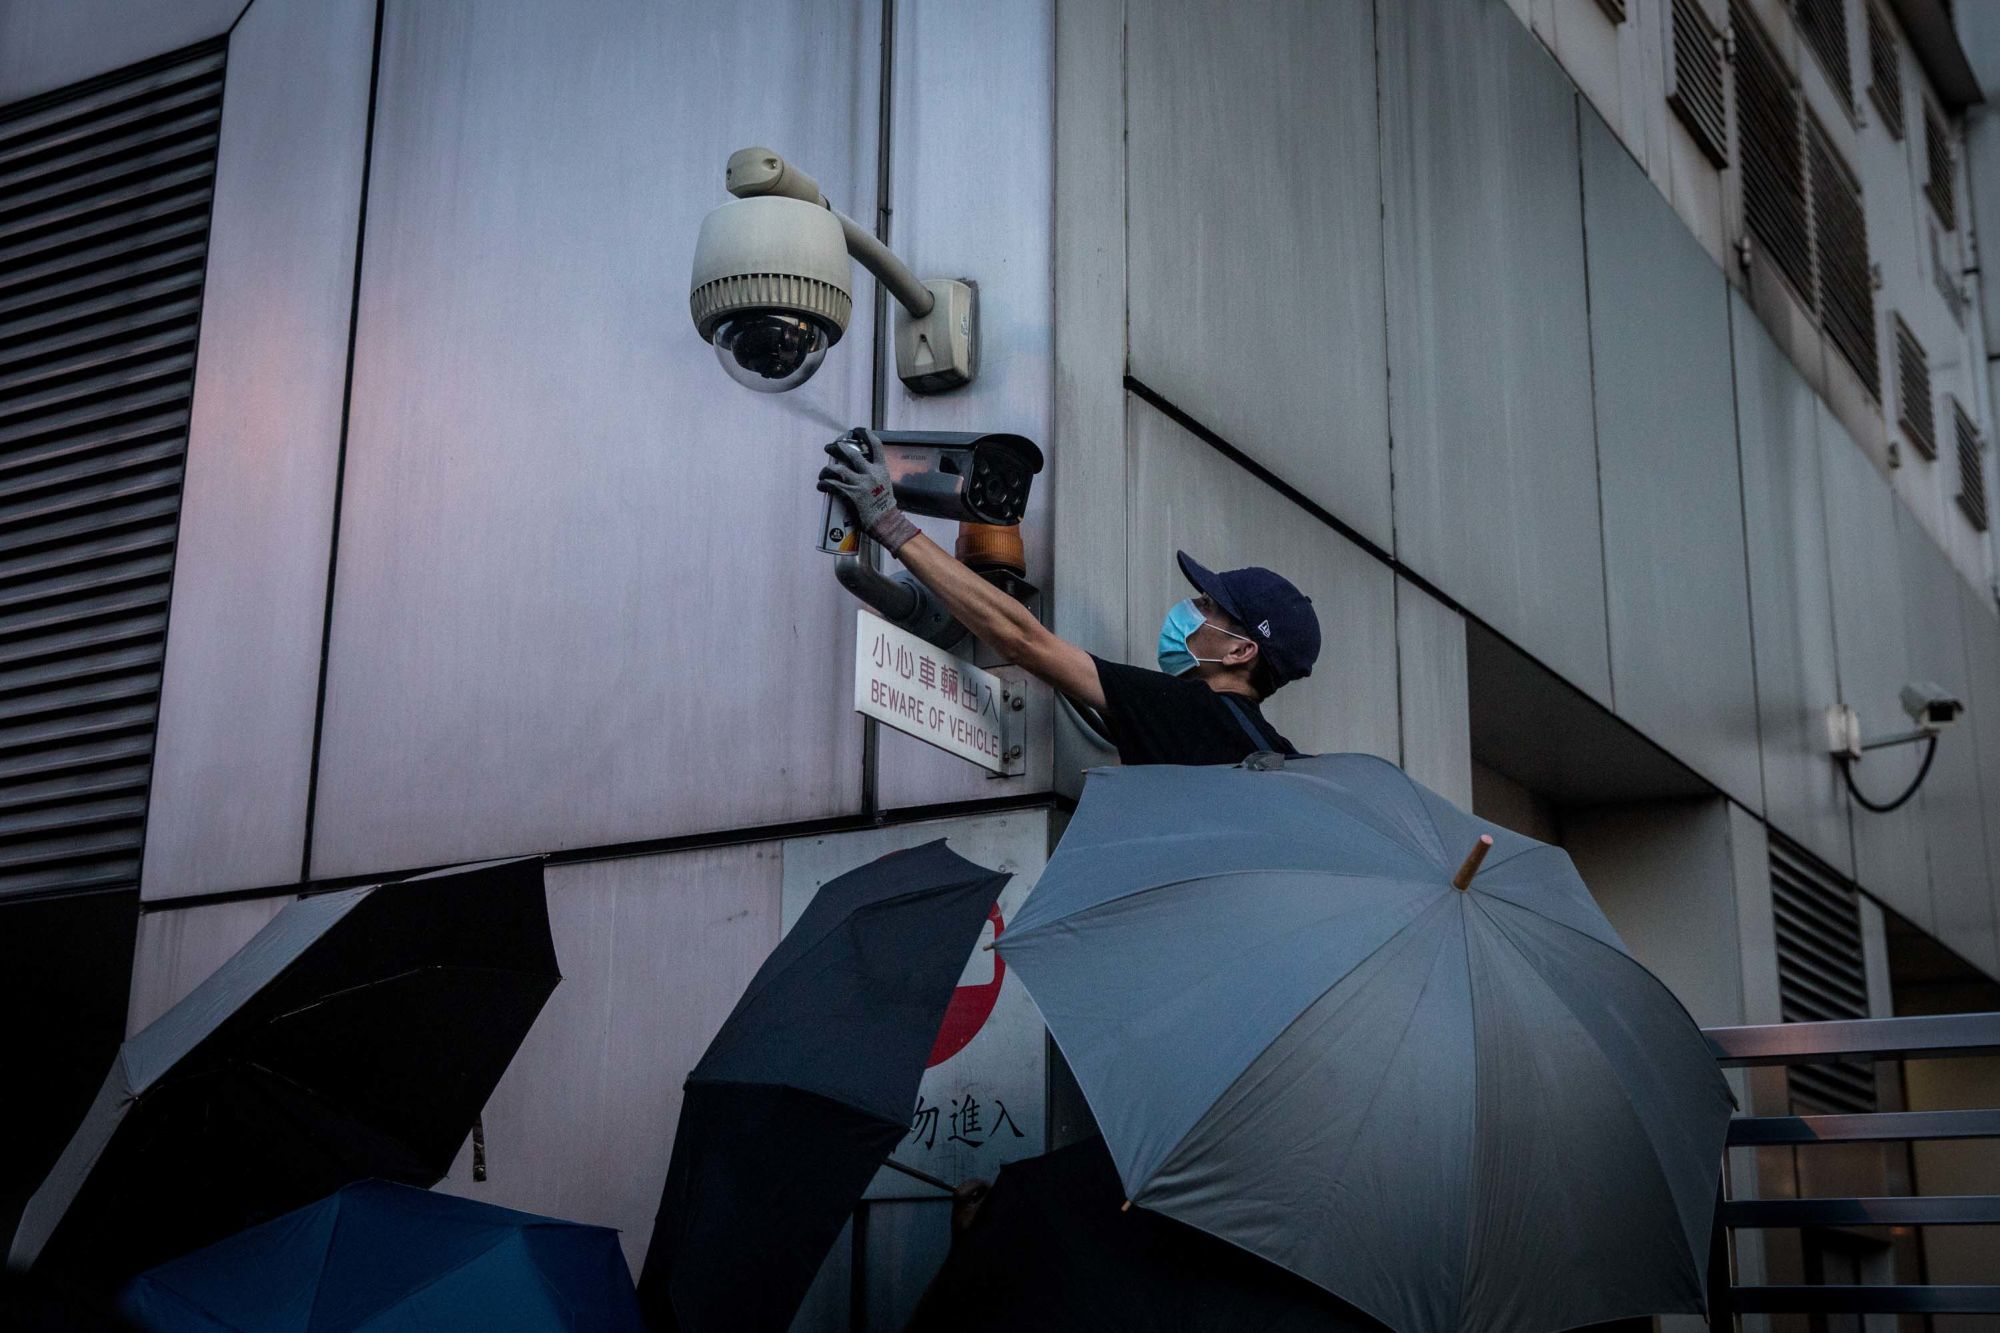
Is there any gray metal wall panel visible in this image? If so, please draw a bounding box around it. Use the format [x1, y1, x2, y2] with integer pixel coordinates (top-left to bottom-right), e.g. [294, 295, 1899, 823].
[1564, 797, 1748, 1027]
[140, 0, 375, 901]
[1895, 519, 1998, 976]
[1581, 109, 1761, 807]
[1125, 396, 1399, 761]
[1730, 290, 1852, 876]
[874, 0, 1054, 812]
[1959, 584, 2000, 972]
[1125, 0, 1391, 548]
[1396, 577, 1472, 808]
[432, 842, 785, 1275]
[1050, 0, 1128, 800]
[1379, 0, 1611, 704]
[1819, 411, 1933, 928]
[125, 894, 286, 1034]
[0, 0, 243, 105]
[310, 0, 875, 876]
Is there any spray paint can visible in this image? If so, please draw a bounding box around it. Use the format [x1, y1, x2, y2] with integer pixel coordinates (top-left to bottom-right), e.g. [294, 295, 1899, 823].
[817, 490, 861, 556]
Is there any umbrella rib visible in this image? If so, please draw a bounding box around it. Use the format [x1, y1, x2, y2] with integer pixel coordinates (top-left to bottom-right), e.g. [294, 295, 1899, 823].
[341, 1228, 520, 1330]
[1248, 765, 1453, 863]
[1006, 868, 1444, 943]
[1464, 894, 1715, 1277]
[730, 874, 1005, 1013]
[1297, 916, 1459, 1198]
[268, 963, 560, 1023]
[1135, 893, 1456, 1199]
[136, 1279, 262, 1332]
[1471, 893, 1723, 1088]
[1060, 822, 1427, 865]
[1392, 762, 1454, 866]
[1469, 840, 1565, 880]
[306, 1189, 349, 1333]
[679, 1076, 902, 1133]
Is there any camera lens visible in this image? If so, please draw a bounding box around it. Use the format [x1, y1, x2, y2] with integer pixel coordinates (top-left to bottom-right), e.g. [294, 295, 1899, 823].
[711, 313, 832, 393]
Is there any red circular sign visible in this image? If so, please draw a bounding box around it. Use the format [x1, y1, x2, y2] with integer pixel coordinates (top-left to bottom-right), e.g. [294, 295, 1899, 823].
[926, 903, 1005, 1068]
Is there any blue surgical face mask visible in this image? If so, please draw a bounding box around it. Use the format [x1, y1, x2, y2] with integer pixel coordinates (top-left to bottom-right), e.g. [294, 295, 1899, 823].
[1157, 598, 1249, 676]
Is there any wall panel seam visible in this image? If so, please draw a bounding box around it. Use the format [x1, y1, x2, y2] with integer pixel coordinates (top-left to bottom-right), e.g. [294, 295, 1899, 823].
[1576, 91, 1619, 715]
[129, 39, 231, 902]
[1724, 271, 1775, 818]
[142, 790, 1065, 915]
[299, 0, 386, 882]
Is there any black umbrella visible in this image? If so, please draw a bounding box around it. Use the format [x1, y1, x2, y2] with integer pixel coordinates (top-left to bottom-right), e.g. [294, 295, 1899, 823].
[10, 857, 559, 1288]
[637, 839, 1008, 1333]
[903, 1136, 1385, 1333]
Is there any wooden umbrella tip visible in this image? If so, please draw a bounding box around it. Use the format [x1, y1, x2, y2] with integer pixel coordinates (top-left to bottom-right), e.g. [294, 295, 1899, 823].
[1452, 834, 1495, 891]
[1120, 1199, 1132, 1213]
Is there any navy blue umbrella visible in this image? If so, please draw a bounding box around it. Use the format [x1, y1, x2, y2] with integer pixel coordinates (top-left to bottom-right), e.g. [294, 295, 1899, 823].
[119, 1179, 642, 1331]
[637, 839, 1008, 1333]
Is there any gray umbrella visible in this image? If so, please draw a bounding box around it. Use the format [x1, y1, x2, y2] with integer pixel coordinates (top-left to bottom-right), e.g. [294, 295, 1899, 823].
[998, 753, 1734, 1333]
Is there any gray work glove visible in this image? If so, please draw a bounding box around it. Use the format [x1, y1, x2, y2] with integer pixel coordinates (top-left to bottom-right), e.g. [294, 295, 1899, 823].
[817, 430, 919, 554]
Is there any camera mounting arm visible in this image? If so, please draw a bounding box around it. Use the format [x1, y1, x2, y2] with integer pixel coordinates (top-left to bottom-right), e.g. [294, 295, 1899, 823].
[723, 148, 975, 393]
[725, 149, 932, 318]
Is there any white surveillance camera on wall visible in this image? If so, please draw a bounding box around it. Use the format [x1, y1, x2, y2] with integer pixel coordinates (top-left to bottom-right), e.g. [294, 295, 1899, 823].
[1900, 681, 1963, 732]
[689, 147, 976, 395]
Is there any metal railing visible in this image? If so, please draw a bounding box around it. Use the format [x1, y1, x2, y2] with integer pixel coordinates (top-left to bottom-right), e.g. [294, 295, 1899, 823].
[1704, 1011, 2000, 1323]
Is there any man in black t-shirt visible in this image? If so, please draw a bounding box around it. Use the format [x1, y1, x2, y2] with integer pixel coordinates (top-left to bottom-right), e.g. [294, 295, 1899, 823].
[819, 441, 1323, 767]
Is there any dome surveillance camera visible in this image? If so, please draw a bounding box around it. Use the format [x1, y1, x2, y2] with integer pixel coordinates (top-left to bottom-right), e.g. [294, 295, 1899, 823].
[690, 148, 977, 395]
[689, 196, 852, 393]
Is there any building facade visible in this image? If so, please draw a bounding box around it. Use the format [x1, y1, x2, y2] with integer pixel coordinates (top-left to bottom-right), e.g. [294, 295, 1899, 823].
[4, 0, 2000, 1324]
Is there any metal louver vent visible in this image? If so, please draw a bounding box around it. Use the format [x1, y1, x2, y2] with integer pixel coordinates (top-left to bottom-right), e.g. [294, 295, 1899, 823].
[1953, 397, 1988, 532]
[1770, 839, 1876, 1116]
[1894, 315, 1935, 458]
[1808, 117, 1877, 398]
[1924, 101, 1955, 230]
[1794, 0, 1852, 107]
[1735, 2, 1813, 302]
[0, 43, 223, 900]
[1866, 2, 1903, 138]
[1669, 0, 1728, 168]
[1594, 0, 1629, 22]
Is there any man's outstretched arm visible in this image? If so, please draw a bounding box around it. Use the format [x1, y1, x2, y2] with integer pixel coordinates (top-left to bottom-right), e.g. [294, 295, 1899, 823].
[818, 438, 1105, 712]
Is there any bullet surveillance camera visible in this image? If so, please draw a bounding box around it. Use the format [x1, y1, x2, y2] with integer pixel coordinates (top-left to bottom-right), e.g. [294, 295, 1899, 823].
[689, 147, 977, 395]
[690, 197, 852, 393]
[1900, 681, 1963, 731]
[830, 428, 1043, 526]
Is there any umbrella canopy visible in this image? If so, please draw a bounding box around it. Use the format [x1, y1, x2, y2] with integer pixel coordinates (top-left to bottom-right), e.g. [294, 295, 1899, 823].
[998, 753, 1735, 1333]
[904, 1135, 1384, 1333]
[637, 839, 1008, 1333]
[13, 858, 559, 1288]
[120, 1179, 642, 1331]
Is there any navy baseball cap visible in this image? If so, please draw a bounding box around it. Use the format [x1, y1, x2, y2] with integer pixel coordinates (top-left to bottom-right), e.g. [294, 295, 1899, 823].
[1176, 550, 1321, 686]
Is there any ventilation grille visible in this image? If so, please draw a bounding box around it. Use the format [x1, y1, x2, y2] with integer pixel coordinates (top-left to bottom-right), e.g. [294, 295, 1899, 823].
[1894, 316, 1935, 459]
[1809, 117, 1877, 397]
[1954, 397, 1988, 532]
[1924, 101, 1954, 230]
[1669, 0, 1728, 168]
[1770, 839, 1876, 1116]
[1594, 0, 1629, 21]
[0, 44, 222, 900]
[1866, 2, 1903, 138]
[1735, 2, 1813, 302]
[1794, 0, 1852, 107]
